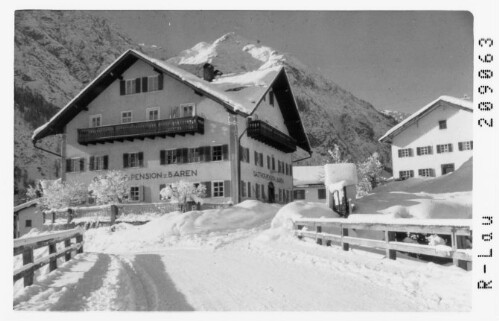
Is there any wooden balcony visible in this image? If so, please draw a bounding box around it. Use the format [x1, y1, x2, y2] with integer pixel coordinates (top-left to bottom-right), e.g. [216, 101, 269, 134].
[78, 116, 204, 145]
[247, 119, 296, 153]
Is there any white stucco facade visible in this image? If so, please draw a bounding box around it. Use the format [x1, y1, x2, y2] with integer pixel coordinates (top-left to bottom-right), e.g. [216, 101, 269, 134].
[381, 97, 473, 179]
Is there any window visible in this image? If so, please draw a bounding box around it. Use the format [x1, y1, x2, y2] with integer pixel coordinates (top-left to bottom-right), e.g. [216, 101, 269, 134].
[267, 155, 271, 169]
[89, 155, 109, 171]
[459, 141, 473, 151]
[170, 106, 181, 119]
[247, 182, 252, 198]
[318, 188, 326, 200]
[241, 181, 247, 197]
[124, 78, 140, 95]
[417, 146, 433, 156]
[269, 89, 274, 106]
[129, 186, 141, 202]
[166, 150, 177, 164]
[272, 156, 275, 170]
[293, 189, 305, 200]
[25, 220, 32, 228]
[259, 153, 263, 167]
[399, 170, 414, 180]
[437, 144, 453, 153]
[240, 147, 250, 163]
[212, 146, 223, 161]
[122, 111, 132, 124]
[188, 148, 201, 163]
[89, 115, 101, 127]
[439, 120, 447, 129]
[66, 158, 85, 173]
[123, 152, 144, 168]
[418, 168, 435, 177]
[398, 148, 413, 158]
[213, 181, 224, 197]
[181, 103, 195, 117]
[148, 75, 160, 92]
[147, 107, 159, 121]
[256, 184, 260, 200]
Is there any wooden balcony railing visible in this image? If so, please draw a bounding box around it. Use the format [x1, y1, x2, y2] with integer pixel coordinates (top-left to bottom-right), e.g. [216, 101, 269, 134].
[247, 119, 296, 153]
[78, 116, 204, 145]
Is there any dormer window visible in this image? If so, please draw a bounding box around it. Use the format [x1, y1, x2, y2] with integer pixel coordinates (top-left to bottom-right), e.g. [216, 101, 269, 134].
[120, 74, 163, 95]
[125, 79, 140, 95]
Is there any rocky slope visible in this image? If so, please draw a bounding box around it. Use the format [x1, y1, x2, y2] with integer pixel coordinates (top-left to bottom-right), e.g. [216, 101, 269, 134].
[380, 110, 410, 123]
[167, 33, 397, 165]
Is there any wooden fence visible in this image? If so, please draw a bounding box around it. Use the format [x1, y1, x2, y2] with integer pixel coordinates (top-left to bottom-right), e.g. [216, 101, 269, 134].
[293, 218, 472, 270]
[13, 228, 84, 287]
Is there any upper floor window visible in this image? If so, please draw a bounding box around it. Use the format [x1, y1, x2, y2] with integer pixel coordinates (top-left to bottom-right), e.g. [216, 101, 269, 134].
[89, 115, 101, 128]
[398, 148, 413, 158]
[122, 111, 133, 124]
[120, 75, 163, 96]
[458, 141, 473, 151]
[439, 120, 447, 129]
[125, 79, 140, 95]
[160, 149, 177, 165]
[123, 152, 143, 168]
[436, 143, 453, 153]
[66, 157, 85, 173]
[181, 103, 195, 117]
[89, 155, 109, 171]
[188, 148, 201, 163]
[212, 145, 223, 161]
[147, 75, 160, 92]
[416, 146, 433, 156]
[147, 107, 159, 121]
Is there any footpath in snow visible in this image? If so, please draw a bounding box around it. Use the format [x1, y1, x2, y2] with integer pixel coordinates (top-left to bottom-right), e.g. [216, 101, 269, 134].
[14, 163, 472, 311]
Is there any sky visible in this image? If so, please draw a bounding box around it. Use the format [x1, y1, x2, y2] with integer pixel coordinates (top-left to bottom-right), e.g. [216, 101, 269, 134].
[92, 11, 473, 114]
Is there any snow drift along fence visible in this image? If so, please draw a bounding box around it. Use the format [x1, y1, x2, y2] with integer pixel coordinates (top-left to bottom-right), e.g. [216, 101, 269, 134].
[13, 228, 84, 287]
[293, 218, 472, 270]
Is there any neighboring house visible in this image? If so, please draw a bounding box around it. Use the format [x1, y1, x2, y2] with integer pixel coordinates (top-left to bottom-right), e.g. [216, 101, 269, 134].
[379, 96, 473, 179]
[32, 50, 311, 207]
[292, 166, 326, 202]
[14, 199, 43, 238]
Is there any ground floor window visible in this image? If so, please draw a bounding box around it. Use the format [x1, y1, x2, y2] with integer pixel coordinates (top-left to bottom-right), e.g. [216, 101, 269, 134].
[129, 186, 142, 202]
[418, 168, 435, 177]
[318, 188, 326, 200]
[294, 189, 305, 200]
[241, 181, 247, 197]
[256, 184, 260, 200]
[278, 189, 283, 203]
[441, 163, 455, 175]
[213, 181, 224, 197]
[399, 170, 414, 180]
[247, 182, 251, 198]
[25, 219, 32, 228]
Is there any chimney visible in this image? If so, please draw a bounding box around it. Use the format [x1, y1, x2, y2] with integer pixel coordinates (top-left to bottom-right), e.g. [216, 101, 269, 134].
[203, 63, 215, 82]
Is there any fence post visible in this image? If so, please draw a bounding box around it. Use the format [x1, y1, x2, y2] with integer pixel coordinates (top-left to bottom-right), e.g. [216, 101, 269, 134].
[48, 242, 57, 272]
[52, 211, 55, 224]
[64, 238, 72, 262]
[67, 208, 73, 225]
[451, 228, 469, 270]
[316, 225, 322, 245]
[110, 204, 118, 226]
[341, 224, 349, 251]
[385, 230, 396, 260]
[22, 247, 34, 287]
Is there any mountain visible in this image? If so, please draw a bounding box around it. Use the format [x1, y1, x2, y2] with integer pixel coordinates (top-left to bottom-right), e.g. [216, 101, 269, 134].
[14, 12, 396, 202]
[380, 110, 410, 123]
[167, 33, 397, 166]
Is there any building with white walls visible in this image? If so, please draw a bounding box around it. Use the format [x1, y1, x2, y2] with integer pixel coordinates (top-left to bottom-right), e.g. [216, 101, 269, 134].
[379, 96, 473, 179]
[292, 166, 326, 202]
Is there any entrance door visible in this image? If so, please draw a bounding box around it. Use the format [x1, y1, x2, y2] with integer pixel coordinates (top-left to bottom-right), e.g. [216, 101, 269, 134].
[441, 163, 455, 175]
[268, 182, 275, 203]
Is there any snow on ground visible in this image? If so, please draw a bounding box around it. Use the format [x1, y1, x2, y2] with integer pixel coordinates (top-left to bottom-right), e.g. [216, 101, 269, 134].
[14, 197, 471, 311]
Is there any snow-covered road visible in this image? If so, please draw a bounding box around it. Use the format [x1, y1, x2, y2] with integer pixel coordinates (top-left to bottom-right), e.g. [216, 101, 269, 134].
[14, 233, 471, 311]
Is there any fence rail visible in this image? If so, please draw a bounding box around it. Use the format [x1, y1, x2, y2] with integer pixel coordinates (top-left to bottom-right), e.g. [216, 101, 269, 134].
[13, 228, 84, 287]
[293, 218, 472, 270]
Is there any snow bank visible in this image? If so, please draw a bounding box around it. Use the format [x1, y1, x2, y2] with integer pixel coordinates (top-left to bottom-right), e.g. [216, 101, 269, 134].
[85, 200, 280, 252]
[324, 163, 358, 186]
[271, 201, 339, 230]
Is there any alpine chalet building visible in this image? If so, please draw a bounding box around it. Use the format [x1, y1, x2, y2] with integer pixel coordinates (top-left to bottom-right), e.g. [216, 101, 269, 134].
[32, 49, 312, 206]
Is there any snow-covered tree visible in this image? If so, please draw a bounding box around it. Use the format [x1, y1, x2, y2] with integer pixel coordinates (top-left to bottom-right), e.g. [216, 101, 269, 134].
[37, 179, 88, 210]
[160, 180, 206, 212]
[88, 170, 129, 205]
[356, 152, 384, 196]
[327, 144, 348, 164]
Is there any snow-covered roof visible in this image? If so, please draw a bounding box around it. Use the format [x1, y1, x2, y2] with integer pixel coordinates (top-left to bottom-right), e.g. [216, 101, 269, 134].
[379, 96, 473, 143]
[14, 198, 41, 213]
[293, 166, 324, 186]
[31, 49, 311, 153]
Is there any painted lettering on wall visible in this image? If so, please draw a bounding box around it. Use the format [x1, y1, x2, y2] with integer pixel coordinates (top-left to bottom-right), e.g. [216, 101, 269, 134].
[253, 171, 284, 183]
[128, 170, 198, 181]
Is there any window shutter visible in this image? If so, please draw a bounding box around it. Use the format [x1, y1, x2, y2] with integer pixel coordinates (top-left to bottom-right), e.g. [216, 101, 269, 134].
[66, 159, 72, 172]
[254, 151, 258, 165]
[471, 141, 473, 149]
[272, 157, 275, 170]
[437, 145, 441, 154]
[176, 149, 183, 164]
[398, 149, 402, 158]
[428, 146, 433, 154]
[222, 144, 229, 160]
[80, 158, 85, 172]
[138, 152, 144, 167]
[431, 169, 435, 177]
[416, 147, 421, 156]
[204, 146, 211, 162]
[103, 155, 109, 170]
[160, 150, 166, 165]
[259, 153, 263, 167]
[267, 155, 271, 169]
[248, 182, 251, 197]
[135, 78, 141, 93]
[142, 77, 148, 92]
[448, 144, 453, 152]
[158, 74, 164, 90]
[203, 181, 211, 197]
[245, 148, 250, 163]
[123, 153, 129, 168]
[410, 170, 414, 177]
[458, 142, 463, 151]
[120, 80, 126, 95]
[182, 148, 188, 163]
[224, 180, 231, 197]
[89, 156, 95, 171]
[408, 149, 413, 157]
